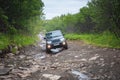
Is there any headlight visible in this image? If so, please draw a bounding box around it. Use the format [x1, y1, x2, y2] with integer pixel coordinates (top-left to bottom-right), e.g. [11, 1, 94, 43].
[47, 41, 52, 44]
[62, 41, 66, 45]
[47, 45, 51, 49]
[60, 38, 65, 41]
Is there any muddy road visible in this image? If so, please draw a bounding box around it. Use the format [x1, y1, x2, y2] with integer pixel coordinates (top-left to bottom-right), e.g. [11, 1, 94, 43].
[0, 40, 120, 80]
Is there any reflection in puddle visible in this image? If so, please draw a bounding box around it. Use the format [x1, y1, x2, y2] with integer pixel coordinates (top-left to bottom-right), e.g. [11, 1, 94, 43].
[71, 70, 90, 80]
[51, 48, 62, 53]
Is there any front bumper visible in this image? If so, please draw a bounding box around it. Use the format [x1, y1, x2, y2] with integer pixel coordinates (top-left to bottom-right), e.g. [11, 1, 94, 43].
[46, 41, 66, 49]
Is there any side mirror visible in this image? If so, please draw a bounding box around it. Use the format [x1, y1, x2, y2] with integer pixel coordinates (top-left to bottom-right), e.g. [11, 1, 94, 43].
[44, 37, 46, 40]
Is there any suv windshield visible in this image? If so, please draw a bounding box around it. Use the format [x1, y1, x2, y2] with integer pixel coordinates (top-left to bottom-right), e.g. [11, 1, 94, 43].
[46, 30, 63, 39]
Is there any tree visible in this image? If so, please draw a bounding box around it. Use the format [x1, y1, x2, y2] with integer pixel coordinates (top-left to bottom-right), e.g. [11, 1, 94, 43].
[88, 0, 120, 37]
[0, 0, 44, 34]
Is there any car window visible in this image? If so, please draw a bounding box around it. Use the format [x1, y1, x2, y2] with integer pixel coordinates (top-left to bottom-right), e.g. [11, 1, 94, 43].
[46, 33, 52, 39]
[46, 30, 63, 39]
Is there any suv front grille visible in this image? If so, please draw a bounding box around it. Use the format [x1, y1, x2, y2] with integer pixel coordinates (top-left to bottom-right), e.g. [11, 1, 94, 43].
[52, 39, 60, 43]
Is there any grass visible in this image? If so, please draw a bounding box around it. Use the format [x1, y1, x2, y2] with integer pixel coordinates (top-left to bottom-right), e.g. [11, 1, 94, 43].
[1, 31, 120, 50]
[0, 33, 39, 50]
[12, 34, 39, 47]
[65, 32, 120, 48]
[0, 33, 10, 49]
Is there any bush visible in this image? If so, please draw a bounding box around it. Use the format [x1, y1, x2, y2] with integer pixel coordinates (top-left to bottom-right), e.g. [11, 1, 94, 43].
[65, 32, 120, 48]
[0, 33, 10, 49]
[0, 33, 39, 50]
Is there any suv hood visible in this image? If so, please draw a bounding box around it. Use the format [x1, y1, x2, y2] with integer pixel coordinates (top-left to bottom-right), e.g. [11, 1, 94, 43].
[47, 36, 64, 41]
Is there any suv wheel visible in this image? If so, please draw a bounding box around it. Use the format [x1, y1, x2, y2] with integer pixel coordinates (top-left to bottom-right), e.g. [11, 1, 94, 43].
[46, 44, 51, 53]
[63, 42, 68, 49]
[46, 48, 51, 53]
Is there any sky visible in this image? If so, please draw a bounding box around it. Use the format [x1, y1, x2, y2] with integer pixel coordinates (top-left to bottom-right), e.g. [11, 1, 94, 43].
[42, 0, 90, 19]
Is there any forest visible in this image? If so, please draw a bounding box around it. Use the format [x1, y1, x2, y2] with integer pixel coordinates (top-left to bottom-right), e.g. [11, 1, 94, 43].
[0, 0, 44, 51]
[43, 0, 120, 48]
[0, 0, 120, 52]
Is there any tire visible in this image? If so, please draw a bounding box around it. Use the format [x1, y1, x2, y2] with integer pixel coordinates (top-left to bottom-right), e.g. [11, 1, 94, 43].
[63, 42, 68, 49]
[46, 48, 51, 53]
[46, 44, 51, 53]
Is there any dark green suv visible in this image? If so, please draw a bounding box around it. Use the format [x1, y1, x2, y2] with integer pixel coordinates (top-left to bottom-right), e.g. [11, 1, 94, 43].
[45, 30, 68, 53]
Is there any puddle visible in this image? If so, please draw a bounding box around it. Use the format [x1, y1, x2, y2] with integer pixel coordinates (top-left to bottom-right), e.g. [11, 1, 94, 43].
[71, 70, 90, 80]
[51, 48, 62, 53]
[42, 74, 61, 80]
[34, 53, 46, 60]
[39, 40, 46, 51]
[38, 33, 46, 51]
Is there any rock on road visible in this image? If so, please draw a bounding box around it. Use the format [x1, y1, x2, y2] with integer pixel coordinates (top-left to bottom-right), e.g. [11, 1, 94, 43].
[0, 40, 120, 80]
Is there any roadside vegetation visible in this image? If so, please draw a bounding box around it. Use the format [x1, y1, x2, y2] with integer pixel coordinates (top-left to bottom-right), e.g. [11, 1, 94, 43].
[0, 0, 120, 51]
[65, 32, 120, 48]
[43, 0, 120, 48]
[0, 0, 44, 51]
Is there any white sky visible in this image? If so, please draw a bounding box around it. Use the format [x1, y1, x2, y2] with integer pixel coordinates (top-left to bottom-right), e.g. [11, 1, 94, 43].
[42, 0, 90, 19]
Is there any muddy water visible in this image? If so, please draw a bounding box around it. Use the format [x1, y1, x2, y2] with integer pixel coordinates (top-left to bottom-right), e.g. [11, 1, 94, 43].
[34, 53, 46, 60]
[71, 70, 90, 80]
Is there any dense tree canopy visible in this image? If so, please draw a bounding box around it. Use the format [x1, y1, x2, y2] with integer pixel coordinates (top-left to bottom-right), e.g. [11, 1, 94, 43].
[43, 0, 120, 38]
[0, 0, 44, 35]
[88, 0, 120, 37]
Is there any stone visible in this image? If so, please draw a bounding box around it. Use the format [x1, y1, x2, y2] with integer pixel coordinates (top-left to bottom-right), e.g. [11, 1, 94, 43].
[7, 53, 14, 58]
[17, 72, 30, 78]
[0, 65, 4, 69]
[71, 70, 90, 80]
[80, 58, 87, 62]
[50, 66, 57, 69]
[15, 65, 40, 78]
[74, 56, 78, 58]
[89, 55, 99, 61]
[43, 74, 61, 80]
[59, 72, 77, 80]
[19, 55, 26, 59]
[0, 75, 12, 80]
[0, 68, 12, 76]
[18, 67, 28, 70]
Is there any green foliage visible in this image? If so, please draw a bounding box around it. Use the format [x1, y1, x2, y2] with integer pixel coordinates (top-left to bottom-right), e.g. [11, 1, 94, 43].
[43, 0, 120, 49]
[65, 32, 120, 48]
[43, 14, 79, 33]
[65, 34, 82, 40]
[8, 26, 17, 34]
[12, 34, 38, 47]
[0, 0, 44, 34]
[11, 47, 18, 54]
[0, 33, 38, 50]
[43, 0, 120, 38]
[0, 33, 10, 49]
[42, 0, 120, 48]
[88, 0, 120, 36]
[0, 0, 44, 50]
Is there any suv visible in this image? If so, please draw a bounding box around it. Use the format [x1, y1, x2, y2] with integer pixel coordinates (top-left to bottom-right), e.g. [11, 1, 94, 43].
[44, 30, 68, 53]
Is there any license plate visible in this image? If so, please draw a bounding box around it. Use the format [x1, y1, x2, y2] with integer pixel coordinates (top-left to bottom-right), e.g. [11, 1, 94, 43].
[54, 43, 59, 46]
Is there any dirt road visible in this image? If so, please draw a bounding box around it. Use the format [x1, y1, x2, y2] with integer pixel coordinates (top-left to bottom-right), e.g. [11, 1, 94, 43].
[0, 41, 120, 80]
